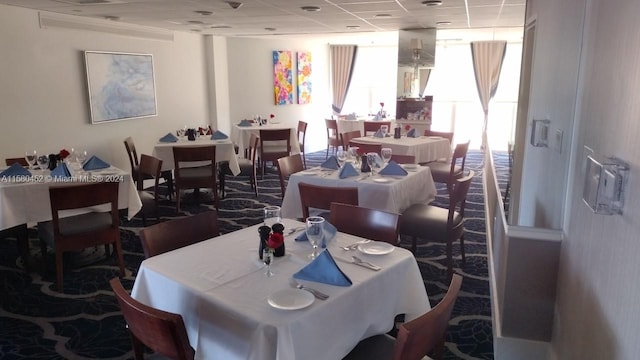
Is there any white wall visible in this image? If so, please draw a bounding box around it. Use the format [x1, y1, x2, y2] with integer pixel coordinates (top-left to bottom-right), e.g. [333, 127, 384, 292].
[527, 0, 640, 358]
[0, 4, 210, 171]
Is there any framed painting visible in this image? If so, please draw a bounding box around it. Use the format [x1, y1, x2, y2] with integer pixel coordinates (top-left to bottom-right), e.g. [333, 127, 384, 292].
[84, 51, 157, 124]
[273, 50, 293, 105]
[297, 51, 312, 104]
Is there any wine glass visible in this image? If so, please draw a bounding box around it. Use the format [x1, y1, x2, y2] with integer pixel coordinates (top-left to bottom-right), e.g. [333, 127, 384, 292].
[366, 153, 378, 177]
[381, 148, 392, 165]
[380, 125, 389, 137]
[76, 150, 88, 167]
[348, 146, 360, 168]
[36, 155, 49, 171]
[24, 150, 37, 170]
[263, 206, 281, 228]
[305, 216, 325, 259]
[336, 148, 347, 168]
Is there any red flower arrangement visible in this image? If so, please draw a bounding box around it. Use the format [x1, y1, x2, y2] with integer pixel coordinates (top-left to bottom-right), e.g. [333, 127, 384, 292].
[379, 102, 384, 108]
[404, 124, 411, 131]
[267, 232, 284, 250]
[270, 114, 275, 119]
[58, 149, 70, 159]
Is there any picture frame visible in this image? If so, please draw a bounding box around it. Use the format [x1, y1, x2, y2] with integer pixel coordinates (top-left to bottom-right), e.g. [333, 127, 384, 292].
[84, 51, 157, 124]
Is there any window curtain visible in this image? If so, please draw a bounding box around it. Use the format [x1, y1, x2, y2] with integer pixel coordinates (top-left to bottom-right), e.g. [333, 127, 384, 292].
[470, 41, 507, 149]
[330, 45, 358, 114]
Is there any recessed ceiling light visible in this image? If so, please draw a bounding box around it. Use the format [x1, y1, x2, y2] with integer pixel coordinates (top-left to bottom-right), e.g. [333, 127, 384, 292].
[436, 21, 452, 26]
[301, 6, 321, 12]
[187, 20, 205, 25]
[346, 25, 360, 29]
[264, 27, 277, 31]
[103, 15, 120, 21]
[190, 29, 202, 32]
[375, 14, 392, 18]
[210, 25, 231, 29]
[422, 0, 443, 6]
[226, 1, 243, 10]
[194, 10, 213, 16]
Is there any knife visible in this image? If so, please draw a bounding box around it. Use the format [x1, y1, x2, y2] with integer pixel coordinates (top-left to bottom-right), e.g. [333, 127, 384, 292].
[334, 256, 381, 271]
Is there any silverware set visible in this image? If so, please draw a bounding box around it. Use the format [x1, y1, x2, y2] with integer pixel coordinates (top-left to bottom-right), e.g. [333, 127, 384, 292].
[290, 279, 329, 300]
[340, 240, 370, 251]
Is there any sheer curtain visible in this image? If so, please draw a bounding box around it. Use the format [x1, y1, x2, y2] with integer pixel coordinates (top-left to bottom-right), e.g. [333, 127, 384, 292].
[330, 45, 358, 115]
[470, 41, 507, 149]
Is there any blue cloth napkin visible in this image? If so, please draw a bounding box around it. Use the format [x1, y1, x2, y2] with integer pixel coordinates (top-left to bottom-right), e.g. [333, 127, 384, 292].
[339, 162, 359, 178]
[211, 130, 228, 140]
[293, 250, 352, 287]
[378, 160, 408, 176]
[159, 133, 178, 143]
[373, 128, 384, 138]
[0, 163, 31, 178]
[296, 221, 337, 248]
[83, 155, 110, 170]
[238, 119, 252, 127]
[320, 155, 340, 170]
[51, 162, 72, 179]
[407, 128, 418, 138]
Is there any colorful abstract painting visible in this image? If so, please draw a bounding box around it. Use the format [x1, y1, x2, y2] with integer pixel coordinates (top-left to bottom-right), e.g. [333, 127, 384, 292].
[273, 50, 293, 105]
[297, 51, 312, 104]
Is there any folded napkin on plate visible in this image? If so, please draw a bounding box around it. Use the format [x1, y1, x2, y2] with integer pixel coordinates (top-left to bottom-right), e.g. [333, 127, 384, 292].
[339, 162, 359, 178]
[320, 155, 340, 170]
[378, 160, 408, 176]
[51, 162, 72, 178]
[83, 155, 110, 170]
[237, 119, 252, 127]
[406, 128, 418, 138]
[373, 128, 384, 138]
[159, 133, 179, 143]
[211, 130, 228, 140]
[296, 220, 337, 248]
[293, 250, 352, 287]
[0, 163, 31, 178]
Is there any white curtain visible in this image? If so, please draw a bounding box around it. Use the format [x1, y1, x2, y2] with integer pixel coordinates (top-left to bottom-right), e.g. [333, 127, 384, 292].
[470, 41, 507, 149]
[330, 45, 358, 114]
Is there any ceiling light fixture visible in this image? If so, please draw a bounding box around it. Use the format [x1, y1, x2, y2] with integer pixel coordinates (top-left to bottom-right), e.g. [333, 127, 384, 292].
[187, 20, 205, 25]
[375, 14, 392, 18]
[346, 25, 360, 29]
[103, 15, 120, 21]
[301, 6, 321, 12]
[226, 1, 243, 10]
[210, 25, 231, 29]
[264, 27, 276, 31]
[421, 0, 443, 6]
[436, 21, 452, 26]
[194, 10, 213, 16]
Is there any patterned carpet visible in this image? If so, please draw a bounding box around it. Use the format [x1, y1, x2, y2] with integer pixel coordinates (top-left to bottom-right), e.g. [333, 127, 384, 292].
[0, 149, 504, 360]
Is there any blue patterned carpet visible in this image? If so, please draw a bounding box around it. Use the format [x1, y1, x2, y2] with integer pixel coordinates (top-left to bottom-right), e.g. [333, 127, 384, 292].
[0, 149, 504, 360]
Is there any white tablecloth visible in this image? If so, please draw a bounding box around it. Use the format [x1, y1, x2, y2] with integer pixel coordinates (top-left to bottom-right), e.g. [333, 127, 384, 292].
[230, 123, 300, 156]
[132, 218, 429, 360]
[0, 166, 141, 230]
[337, 119, 396, 135]
[351, 135, 451, 164]
[153, 138, 241, 175]
[280, 166, 437, 219]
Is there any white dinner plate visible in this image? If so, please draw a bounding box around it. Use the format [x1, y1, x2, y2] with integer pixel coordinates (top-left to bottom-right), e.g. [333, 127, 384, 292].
[402, 164, 418, 170]
[373, 177, 392, 183]
[358, 241, 395, 255]
[267, 288, 315, 310]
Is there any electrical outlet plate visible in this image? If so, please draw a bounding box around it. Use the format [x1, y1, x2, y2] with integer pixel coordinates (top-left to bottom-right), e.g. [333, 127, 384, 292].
[531, 119, 550, 147]
[582, 154, 629, 215]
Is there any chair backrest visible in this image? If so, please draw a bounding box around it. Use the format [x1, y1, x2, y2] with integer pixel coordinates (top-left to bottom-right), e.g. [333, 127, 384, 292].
[5, 157, 28, 166]
[139, 211, 220, 258]
[325, 119, 339, 140]
[109, 278, 195, 360]
[348, 142, 382, 156]
[298, 183, 358, 219]
[449, 140, 470, 176]
[248, 133, 260, 164]
[389, 154, 416, 164]
[449, 170, 475, 221]
[172, 145, 217, 187]
[259, 129, 291, 157]
[392, 274, 463, 360]
[340, 130, 362, 151]
[424, 130, 454, 145]
[329, 202, 399, 244]
[137, 154, 163, 191]
[124, 137, 139, 171]
[363, 121, 391, 135]
[297, 121, 307, 150]
[276, 154, 304, 197]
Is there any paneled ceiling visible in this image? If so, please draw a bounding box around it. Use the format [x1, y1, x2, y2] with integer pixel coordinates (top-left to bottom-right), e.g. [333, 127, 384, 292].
[0, 0, 526, 37]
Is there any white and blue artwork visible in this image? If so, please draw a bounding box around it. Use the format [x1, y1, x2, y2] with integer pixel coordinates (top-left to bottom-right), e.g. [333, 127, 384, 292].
[84, 51, 157, 123]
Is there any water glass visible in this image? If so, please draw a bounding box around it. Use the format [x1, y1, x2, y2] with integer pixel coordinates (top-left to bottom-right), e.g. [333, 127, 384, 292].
[305, 216, 325, 259]
[381, 125, 389, 137]
[24, 150, 37, 169]
[262, 249, 274, 277]
[348, 146, 360, 168]
[36, 155, 49, 171]
[366, 153, 378, 176]
[336, 149, 347, 168]
[381, 148, 392, 164]
[264, 206, 281, 228]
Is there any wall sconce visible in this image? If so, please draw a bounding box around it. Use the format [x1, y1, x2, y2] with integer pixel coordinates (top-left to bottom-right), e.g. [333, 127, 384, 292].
[530, 119, 550, 147]
[582, 154, 629, 215]
[410, 38, 422, 61]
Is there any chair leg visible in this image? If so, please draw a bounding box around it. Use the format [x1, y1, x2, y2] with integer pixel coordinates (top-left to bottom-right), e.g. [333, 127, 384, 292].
[219, 171, 226, 199]
[131, 334, 146, 360]
[113, 240, 125, 276]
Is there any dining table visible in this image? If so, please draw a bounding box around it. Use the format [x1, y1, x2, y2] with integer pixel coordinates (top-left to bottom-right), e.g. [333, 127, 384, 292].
[0, 164, 141, 231]
[337, 118, 397, 135]
[350, 134, 451, 164]
[230, 122, 301, 157]
[131, 218, 430, 360]
[152, 137, 241, 175]
[280, 164, 437, 220]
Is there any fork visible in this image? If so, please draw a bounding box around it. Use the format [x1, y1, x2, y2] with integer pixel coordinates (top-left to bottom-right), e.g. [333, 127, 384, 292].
[290, 279, 329, 300]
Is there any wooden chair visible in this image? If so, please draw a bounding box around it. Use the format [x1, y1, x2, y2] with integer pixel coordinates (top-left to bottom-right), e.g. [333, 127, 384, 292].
[5, 157, 28, 166]
[348, 142, 382, 156]
[124, 137, 174, 199]
[329, 203, 399, 245]
[172, 145, 219, 213]
[325, 119, 340, 159]
[259, 129, 291, 177]
[38, 182, 124, 292]
[137, 154, 163, 226]
[343, 274, 463, 360]
[390, 154, 416, 164]
[297, 120, 308, 169]
[276, 154, 304, 197]
[340, 130, 362, 151]
[109, 278, 195, 360]
[298, 183, 358, 219]
[139, 211, 220, 258]
[428, 140, 470, 193]
[220, 133, 259, 198]
[399, 171, 474, 277]
[363, 121, 391, 136]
